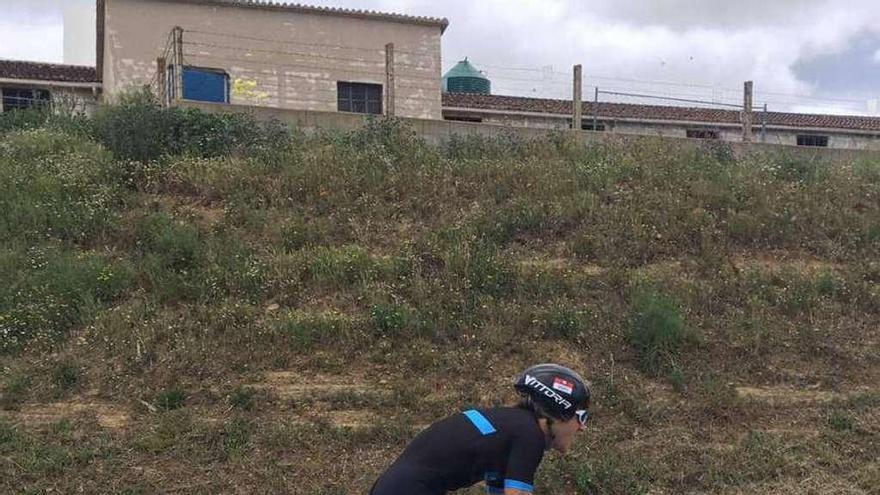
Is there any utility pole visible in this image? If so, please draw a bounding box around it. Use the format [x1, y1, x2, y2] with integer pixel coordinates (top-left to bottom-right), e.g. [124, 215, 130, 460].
[761, 103, 767, 142]
[572, 64, 582, 130]
[172, 26, 184, 102]
[385, 43, 395, 117]
[742, 80, 753, 143]
[156, 57, 166, 106]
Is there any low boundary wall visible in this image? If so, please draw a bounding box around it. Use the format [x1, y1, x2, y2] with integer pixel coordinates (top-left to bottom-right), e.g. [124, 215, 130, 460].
[177, 100, 880, 163]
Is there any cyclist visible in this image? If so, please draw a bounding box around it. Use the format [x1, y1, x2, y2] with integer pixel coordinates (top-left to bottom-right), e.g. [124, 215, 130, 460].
[370, 363, 592, 494]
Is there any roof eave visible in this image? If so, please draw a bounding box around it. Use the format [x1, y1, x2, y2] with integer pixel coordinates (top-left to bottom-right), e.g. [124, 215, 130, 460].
[152, 0, 449, 33]
[442, 106, 880, 135]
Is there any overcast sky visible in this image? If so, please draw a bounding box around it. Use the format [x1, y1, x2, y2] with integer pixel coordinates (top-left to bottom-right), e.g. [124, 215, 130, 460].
[2, 0, 879, 115]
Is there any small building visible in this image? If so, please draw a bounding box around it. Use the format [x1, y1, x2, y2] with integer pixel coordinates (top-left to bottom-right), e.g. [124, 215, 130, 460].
[442, 93, 880, 150]
[0, 60, 100, 114]
[97, 0, 448, 119]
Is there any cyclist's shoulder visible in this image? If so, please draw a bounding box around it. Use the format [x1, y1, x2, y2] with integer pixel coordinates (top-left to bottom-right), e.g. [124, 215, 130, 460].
[481, 407, 541, 434]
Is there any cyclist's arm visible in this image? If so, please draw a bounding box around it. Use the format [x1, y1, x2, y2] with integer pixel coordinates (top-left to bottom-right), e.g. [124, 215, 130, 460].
[482, 481, 531, 495]
[501, 426, 545, 495]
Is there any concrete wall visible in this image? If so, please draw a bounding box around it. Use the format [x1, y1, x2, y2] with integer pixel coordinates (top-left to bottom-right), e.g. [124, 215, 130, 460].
[102, 0, 443, 119]
[178, 100, 880, 164]
[464, 110, 880, 151]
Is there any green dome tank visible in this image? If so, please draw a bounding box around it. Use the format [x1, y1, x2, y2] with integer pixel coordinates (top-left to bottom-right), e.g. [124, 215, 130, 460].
[442, 58, 491, 94]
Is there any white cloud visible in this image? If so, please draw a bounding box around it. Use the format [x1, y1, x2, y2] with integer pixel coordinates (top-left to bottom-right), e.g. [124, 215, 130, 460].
[0, 1, 63, 63]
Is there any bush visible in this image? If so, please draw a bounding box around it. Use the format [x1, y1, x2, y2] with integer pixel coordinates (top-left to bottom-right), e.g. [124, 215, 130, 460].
[627, 289, 693, 374]
[136, 213, 201, 271]
[199, 236, 267, 302]
[229, 388, 256, 411]
[446, 237, 516, 298]
[1, 246, 134, 353]
[370, 303, 409, 336]
[92, 90, 176, 163]
[0, 130, 121, 243]
[155, 388, 186, 411]
[51, 361, 81, 396]
[93, 89, 296, 165]
[1, 372, 31, 410]
[540, 304, 584, 339]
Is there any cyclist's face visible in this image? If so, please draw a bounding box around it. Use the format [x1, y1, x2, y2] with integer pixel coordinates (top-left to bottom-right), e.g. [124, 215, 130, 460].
[551, 415, 584, 453]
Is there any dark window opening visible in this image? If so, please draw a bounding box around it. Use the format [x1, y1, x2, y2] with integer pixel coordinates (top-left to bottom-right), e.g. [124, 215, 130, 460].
[581, 120, 606, 131]
[568, 119, 605, 131]
[686, 129, 719, 139]
[796, 134, 829, 147]
[338, 81, 382, 115]
[181, 66, 229, 103]
[1, 87, 50, 111]
[444, 115, 483, 123]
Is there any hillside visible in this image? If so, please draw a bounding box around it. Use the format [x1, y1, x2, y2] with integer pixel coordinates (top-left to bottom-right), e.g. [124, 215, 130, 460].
[1, 99, 879, 494]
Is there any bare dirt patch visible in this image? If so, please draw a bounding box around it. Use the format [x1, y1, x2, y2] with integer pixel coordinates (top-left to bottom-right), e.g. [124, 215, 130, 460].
[253, 371, 386, 398]
[731, 251, 842, 274]
[736, 386, 842, 405]
[1, 398, 129, 429]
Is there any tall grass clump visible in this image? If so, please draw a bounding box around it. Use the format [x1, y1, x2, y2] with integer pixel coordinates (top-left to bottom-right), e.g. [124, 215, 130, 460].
[0, 130, 133, 353]
[0, 130, 121, 243]
[1, 246, 134, 353]
[93, 90, 297, 166]
[626, 287, 694, 374]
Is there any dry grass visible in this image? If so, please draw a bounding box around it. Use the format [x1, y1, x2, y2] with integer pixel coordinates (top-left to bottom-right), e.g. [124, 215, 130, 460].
[1, 107, 879, 493]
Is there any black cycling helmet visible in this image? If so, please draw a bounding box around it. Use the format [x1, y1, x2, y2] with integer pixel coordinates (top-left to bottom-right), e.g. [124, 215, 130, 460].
[514, 363, 591, 421]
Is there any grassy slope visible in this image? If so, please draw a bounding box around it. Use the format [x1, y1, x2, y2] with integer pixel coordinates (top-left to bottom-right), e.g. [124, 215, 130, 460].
[1, 113, 879, 494]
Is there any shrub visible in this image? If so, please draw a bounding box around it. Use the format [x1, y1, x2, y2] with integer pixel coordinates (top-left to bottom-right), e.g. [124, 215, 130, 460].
[155, 388, 186, 411]
[540, 304, 584, 339]
[0, 130, 120, 243]
[1, 372, 31, 410]
[92, 90, 176, 163]
[446, 237, 516, 297]
[136, 213, 201, 271]
[627, 288, 692, 374]
[766, 153, 830, 184]
[222, 418, 251, 459]
[51, 361, 81, 396]
[1, 247, 134, 353]
[370, 303, 409, 336]
[229, 388, 256, 411]
[93, 89, 296, 164]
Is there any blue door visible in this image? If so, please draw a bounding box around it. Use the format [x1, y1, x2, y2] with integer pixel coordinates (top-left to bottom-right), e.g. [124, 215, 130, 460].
[182, 67, 228, 103]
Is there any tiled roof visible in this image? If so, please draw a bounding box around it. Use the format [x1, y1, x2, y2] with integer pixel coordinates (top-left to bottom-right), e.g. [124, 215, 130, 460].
[442, 93, 880, 133]
[162, 0, 449, 32]
[0, 60, 99, 84]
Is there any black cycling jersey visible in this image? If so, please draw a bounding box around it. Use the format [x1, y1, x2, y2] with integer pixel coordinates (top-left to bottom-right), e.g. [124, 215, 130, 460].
[370, 406, 546, 495]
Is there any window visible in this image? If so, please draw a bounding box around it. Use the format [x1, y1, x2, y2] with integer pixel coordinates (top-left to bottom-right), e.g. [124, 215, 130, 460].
[444, 115, 483, 123]
[581, 121, 606, 131]
[1, 87, 50, 111]
[796, 134, 829, 147]
[338, 82, 382, 115]
[568, 119, 605, 131]
[686, 129, 719, 139]
[182, 67, 229, 103]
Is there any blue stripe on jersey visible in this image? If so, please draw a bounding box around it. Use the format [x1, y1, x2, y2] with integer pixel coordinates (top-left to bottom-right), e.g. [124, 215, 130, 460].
[504, 479, 535, 492]
[462, 409, 497, 435]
